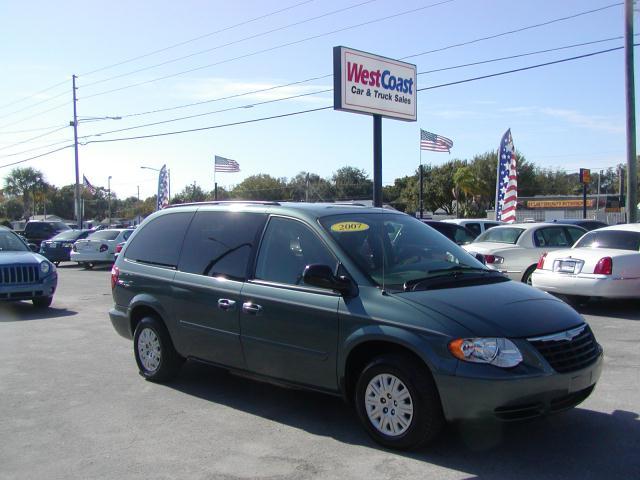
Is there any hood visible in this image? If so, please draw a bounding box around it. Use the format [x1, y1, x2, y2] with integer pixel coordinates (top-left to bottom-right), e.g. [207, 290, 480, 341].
[0, 251, 44, 265]
[395, 280, 584, 338]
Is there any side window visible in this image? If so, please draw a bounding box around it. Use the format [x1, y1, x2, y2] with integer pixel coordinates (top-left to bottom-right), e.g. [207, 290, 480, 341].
[465, 223, 481, 236]
[255, 217, 337, 286]
[454, 226, 474, 245]
[534, 227, 571, 247]
[122, 230, 132, 241]
[484, 222, 499, 230]
[565, 227, 585, 244]
[124, 212, 194, 267]
[178, 211, 267, 280]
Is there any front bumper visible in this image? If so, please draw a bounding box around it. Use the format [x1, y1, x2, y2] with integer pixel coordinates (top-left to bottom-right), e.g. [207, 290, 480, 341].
[41, 248, 72, 262]
[532, 269, 640, 299]
[0, 273, 58, 301]
[71, 251, 114, 263]
[436, 347, 603, 422]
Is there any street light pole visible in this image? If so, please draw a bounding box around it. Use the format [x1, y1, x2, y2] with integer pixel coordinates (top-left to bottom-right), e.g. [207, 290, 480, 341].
[72, 75, 81, 228]
[108, 176, 112, 226]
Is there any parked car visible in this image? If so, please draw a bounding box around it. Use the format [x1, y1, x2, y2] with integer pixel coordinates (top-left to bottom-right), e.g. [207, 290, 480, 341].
[109, 202, 602, 450]
[531, 223, 640, 304]
[0, 226, 57, 308]
[71, 229, 133, 268]
[113, 241, 126, 261]
[22, 220, 71, 247]
[420, 220, 477, 245]
[464, 223, 587, 284]
[442, 218, 504, 236]
[551, 219, 608, 231]
[39, 229, 92, 265]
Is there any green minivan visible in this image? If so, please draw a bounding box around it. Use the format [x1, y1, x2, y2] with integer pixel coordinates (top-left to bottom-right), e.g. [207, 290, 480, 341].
[109, 202, 603, 450]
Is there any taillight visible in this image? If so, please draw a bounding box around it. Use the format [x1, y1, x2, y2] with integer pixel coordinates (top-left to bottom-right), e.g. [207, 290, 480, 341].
[594, 257, 612, 275]
[483, 254, 504, 264]
[115, 244, 123, 254]
[99, 244, 108, 252]
[537, 252, 547, 269]
[111, 265, 120, 289]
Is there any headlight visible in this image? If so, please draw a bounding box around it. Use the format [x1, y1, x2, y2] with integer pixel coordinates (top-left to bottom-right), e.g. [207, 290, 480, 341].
[40, 261, 51, 274]
[448, 338, 522, 368]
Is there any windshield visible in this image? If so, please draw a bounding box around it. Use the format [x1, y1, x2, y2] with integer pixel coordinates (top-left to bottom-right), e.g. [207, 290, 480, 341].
[88, 230, 120, 241]
[0, 231, 29, 252]
[574, 230, 640, 251]
[319, 213, 486, 292]
[52, 230, 84, 241]
[475, 227, 525, 244]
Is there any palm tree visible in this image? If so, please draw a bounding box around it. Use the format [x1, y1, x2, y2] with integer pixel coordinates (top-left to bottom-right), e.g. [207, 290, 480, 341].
[453, 166, 477, 217]
[3, 167, 45, 219]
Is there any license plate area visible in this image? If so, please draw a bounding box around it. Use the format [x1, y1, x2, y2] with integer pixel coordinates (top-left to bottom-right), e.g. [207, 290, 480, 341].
[553, 259, 583, 274]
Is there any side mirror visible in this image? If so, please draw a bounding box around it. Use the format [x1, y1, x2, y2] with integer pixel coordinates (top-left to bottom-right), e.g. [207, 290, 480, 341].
[302, 264, 358, 297]
[29, 243, 39, 252]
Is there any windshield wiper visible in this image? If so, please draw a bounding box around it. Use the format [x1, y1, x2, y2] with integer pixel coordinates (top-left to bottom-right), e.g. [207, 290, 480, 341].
[403, 266, 503, 291]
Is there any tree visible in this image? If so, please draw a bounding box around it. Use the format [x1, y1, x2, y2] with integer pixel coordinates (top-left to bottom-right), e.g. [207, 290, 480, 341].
[287, 172, 334, 202]
[332, 166, 372, 200]
[231, 174, 288, 200]
[3, 167, 45, 219]
[172, 184, 207, 203]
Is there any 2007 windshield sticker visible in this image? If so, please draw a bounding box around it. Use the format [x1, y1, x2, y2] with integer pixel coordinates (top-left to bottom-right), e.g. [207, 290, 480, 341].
[330, 221, 369, 232]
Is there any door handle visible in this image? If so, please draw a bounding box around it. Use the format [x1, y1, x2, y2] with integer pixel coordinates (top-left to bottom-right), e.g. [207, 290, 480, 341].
[242, 302, 263, 315]
[217, 298, 237, 311]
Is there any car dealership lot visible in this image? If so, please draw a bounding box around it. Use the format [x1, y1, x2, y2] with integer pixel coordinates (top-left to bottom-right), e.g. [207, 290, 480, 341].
[1, 266, 638, 480]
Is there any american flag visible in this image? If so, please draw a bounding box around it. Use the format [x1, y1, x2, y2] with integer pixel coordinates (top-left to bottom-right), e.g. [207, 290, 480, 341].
[156, 164, 169, 210]
[83, 175, 97, 195]
[214, 155, 240, 172]
[420, 129, 453, 153]
[496, 129, 518, 223]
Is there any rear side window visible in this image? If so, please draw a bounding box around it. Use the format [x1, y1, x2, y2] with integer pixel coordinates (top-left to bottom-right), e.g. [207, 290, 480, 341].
[465, 223, 481, 236]
[484, 222, 500, 230]
[534, 227, 572, 247]
[476, 227, 524, 244]
[453, 226, 475, 245]
[125, 212, 194, 268]
[178, 211, 267, 280]
[565, 227, 586, 244]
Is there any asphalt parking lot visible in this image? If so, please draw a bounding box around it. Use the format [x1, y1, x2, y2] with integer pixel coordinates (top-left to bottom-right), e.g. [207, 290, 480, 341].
[1, 265, 639, 480]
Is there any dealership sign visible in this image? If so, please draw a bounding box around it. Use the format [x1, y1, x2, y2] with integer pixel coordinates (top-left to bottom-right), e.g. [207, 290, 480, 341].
[333, 46, 417, 121]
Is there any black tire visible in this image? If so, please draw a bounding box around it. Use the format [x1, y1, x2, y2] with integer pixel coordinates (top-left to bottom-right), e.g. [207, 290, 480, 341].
[523, 265, 537, 285]
[32, 296, 53, 308]
[354, 354, 444, 450]
[133, 316, 182, 382]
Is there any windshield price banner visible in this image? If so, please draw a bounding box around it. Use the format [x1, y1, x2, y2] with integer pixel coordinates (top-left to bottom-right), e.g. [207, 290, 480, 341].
[333, 46, 417, 121]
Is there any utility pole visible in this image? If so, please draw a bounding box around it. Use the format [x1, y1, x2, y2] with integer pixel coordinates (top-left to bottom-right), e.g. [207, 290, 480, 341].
[305, 173, 310, 202]
[72, 75, 81, 228]
[625, 0, 638, 222]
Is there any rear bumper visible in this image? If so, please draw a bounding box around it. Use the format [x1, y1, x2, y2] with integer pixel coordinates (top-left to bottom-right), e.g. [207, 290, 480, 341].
[437, 348, 603, 422]
[41, 249, 71, 262]
[71, 251, 114, 263]
[109, 305, 132, 339]
[532, 269, 640, 298]
[0, 273, 58, 301]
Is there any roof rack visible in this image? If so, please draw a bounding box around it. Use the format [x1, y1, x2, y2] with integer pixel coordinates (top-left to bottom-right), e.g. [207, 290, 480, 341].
[166, 200, 280, 209]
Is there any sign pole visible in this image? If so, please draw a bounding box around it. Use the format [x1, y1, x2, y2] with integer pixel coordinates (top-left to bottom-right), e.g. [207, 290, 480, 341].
[583, 184, 587, 219]
[373, 114, 382, 208]
[419, 149, 423, 218]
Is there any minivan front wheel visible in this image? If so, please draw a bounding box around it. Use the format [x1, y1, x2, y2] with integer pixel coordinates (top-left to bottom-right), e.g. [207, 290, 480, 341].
[134, 317, 182, 382]
[355, 354, 444, 450]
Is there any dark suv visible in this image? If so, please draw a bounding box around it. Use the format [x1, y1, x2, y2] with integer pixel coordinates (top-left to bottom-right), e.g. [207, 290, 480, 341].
[109, 202, 603, 450]
[23, 221, 71, 247]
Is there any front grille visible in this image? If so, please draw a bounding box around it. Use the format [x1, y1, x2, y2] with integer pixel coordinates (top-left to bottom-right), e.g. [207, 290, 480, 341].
[0, 264, 39, 285]
[528, 325, 600, 373]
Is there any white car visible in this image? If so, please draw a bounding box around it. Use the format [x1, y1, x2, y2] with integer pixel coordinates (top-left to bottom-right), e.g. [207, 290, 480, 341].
[442, 218, 504, 236]
[71, 229, 133, 268]
[531, 223, 640, 302]
[463, 223, 587, 283]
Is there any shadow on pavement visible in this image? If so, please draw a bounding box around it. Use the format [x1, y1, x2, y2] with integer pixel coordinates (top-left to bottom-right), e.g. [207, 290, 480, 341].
[576, 298, 640, 320]
[168, 361, 639, 479]
[0, 302, 77, 322]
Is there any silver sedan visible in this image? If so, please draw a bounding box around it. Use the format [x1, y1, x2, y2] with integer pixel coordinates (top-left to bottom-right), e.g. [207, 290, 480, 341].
[463, 223, 587, 283]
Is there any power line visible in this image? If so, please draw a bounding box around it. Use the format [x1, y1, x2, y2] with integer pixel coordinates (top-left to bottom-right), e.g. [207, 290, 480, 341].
[0, 102, 69, 130]
[83, 38, 626, 138]
[0, 90, 69, 122]
[0, 145, 72, 169]
[81, 0, 379, 89]
[0, 138, 73, 159]
[0, 78, 68, 111]
[403, 1, 622, 60]
[80, 0, 455, 100]
[80, 0, 317, 76]
[0, 125, 68, 153]
[0, 123, 69, 135]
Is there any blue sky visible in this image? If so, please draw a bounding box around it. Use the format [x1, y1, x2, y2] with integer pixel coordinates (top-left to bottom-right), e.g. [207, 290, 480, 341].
[0, 0, 635, 200]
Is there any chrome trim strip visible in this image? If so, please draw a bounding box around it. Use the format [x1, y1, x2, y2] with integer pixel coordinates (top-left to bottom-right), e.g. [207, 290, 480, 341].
[527, 324, 587, 342]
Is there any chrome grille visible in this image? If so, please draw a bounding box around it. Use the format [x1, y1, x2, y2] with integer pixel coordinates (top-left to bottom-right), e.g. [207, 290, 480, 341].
[528, 325, 600, 373]
[0, 264, 39, 285]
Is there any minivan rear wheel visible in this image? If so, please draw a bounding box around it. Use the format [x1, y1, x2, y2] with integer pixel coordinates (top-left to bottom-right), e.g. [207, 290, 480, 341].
[134, 316, 182, 382]
[354, 354, 444, 450]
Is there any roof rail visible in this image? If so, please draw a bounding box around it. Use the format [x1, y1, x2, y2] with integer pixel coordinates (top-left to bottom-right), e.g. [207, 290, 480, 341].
[166, 200, 281, 209]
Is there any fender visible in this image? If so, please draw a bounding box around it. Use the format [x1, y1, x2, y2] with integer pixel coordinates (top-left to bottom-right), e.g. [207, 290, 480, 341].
[127, 293, 171, 335]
